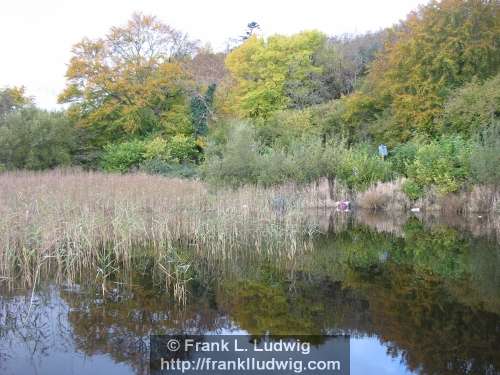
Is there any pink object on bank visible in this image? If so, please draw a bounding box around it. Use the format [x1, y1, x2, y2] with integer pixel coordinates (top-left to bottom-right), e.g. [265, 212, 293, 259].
[336, 200, 350, 212]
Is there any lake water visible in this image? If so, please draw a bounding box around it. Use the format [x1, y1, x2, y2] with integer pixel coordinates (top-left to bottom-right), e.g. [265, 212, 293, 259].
[1, 212, 499, 375]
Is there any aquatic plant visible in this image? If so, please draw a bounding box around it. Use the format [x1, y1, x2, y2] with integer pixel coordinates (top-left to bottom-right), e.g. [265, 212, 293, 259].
[0, 169, 318, 284]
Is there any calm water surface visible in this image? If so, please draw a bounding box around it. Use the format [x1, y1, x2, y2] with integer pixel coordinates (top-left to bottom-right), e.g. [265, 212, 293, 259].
[1, 212, 499, 375]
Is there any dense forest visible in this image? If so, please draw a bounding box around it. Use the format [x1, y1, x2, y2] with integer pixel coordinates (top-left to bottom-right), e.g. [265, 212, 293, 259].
[1, 0, 499, 202]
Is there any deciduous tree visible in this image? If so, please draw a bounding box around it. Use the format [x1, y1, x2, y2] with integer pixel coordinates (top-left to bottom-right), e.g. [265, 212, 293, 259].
[225, 31, 326, 118]
[0, 86, 32, 117]
[358, 0, 500, 143]
[58, 13, 198, 145]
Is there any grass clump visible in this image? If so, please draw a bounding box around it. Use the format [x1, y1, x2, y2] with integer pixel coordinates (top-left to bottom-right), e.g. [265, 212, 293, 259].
[357, 179, 410, 211]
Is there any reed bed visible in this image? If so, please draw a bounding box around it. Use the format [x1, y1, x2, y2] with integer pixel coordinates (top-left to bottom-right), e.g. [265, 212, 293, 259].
[356, 178, 500, 215]
[0, 170, 321, 285]
[355, 179, 410, 212]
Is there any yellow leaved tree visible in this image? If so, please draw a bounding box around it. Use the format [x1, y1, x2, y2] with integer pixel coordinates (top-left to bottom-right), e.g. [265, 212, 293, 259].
[58, 13, 198, 146]
[348, 0, 500, 144]
[225, 31, 326, 119]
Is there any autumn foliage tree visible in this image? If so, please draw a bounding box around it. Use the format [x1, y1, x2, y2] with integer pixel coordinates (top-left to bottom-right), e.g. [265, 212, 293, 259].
[224, 31, 326, 119]
[354, 0, 500, 144]
[58, 13, 199, 146]
[0, 86, 32, 117]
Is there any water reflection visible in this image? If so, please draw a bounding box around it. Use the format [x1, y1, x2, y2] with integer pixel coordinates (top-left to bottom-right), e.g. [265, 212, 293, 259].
[0, 212, 499, 375]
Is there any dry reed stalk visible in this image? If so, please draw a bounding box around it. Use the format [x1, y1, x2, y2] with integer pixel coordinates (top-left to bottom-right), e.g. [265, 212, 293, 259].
[356, 179, 410, 211]
[0, 170, 317, 284]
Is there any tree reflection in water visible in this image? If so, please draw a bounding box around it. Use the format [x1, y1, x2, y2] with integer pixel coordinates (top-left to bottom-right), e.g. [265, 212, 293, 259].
[0, 213, 499, 375]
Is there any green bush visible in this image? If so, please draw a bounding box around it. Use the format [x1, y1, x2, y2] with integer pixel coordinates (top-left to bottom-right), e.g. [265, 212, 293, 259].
[389, 141, 418, 176]
[470, 122, 500, 186]
[202, 122, 392, 190]
[143, 137, 169, 161]
[289, 138, 330, 183]
[101, 140, 146, 173]
[256, 138, 327, 186]
[402, 179, 424, 200]
[254, 108, 316, 147]
[405, 136, 472, 197]
[140, 158, 198, 178]
[335, 145, 393, 191]
[167, 134, 199, 163]
[310, 99, 359, 143]
[201, 124, 260, 187]
[253, 100, 356, 147]
[0, 108, 75, 170]
[256, 148, 293, 186]
[203, 124, 323, 188]
[101, 134, 200, 173]
[441, 73, 500, 137]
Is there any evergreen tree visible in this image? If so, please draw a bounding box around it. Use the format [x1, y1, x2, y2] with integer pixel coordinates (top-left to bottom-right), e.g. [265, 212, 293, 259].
[191, 84, 216, 138]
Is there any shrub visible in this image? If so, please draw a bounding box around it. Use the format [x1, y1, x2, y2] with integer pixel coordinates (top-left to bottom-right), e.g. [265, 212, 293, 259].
[356, 186, 390, 210]
[405, 136, 472, 197]
[0, 108, 75, 170]
[470, 122, 500, 186]
[389, 141, 418, 176]
[256, 148, 294, 186]
[254, 108, 316, 147]
[167, 134, 199, 163]
[313, 99, 362, 144]
[202, 122, 393, 190]
[101, 134, 201, 173]
[101, 140, 146, 173]
[203, 125, 327, 187]
[253, 99, 362, 147]
[140, 159, 198, 178]
[143, 137, 169, 160]
[402, 179, 424, 200]
[286, 138, 328, 184]
[441, 73, 500, 137]
[201, 124, 260, 187]
[335, 145, 393, 191]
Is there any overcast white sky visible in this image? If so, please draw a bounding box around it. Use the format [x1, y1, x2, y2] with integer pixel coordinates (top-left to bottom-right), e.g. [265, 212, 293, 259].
[0, 0, 428, 109]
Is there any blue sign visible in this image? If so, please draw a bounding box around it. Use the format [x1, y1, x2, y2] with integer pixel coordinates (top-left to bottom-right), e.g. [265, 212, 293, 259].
[378, 144, 388, 157]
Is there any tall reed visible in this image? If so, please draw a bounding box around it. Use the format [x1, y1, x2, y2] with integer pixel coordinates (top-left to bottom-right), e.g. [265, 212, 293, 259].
[0, 170, 320, 285]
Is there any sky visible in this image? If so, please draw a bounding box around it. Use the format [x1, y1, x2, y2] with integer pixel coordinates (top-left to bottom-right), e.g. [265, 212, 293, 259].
[0, 0, 428, 109]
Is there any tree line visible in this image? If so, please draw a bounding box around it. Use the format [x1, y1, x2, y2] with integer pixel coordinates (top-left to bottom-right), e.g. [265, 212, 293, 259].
[0, 0, 499, 196]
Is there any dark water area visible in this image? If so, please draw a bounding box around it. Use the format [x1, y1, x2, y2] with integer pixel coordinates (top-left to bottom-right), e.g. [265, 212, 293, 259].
[1, 213, 500, 375]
